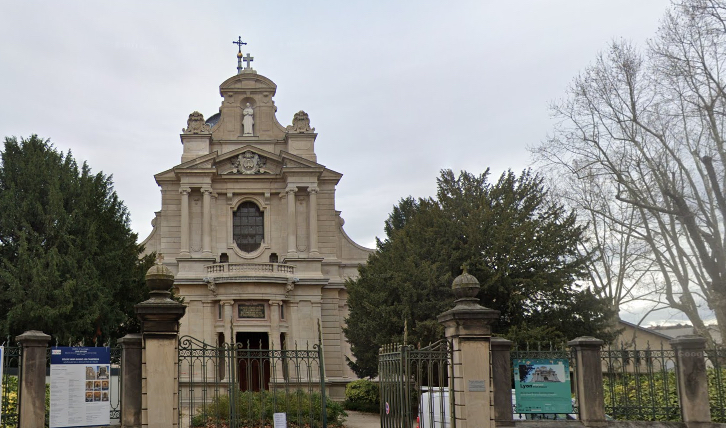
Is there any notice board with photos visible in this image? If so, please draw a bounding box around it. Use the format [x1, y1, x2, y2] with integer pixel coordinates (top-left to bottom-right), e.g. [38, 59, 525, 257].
[50, 347, 111, 428]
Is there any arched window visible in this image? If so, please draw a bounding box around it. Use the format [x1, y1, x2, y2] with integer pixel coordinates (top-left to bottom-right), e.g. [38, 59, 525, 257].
[233, 202, 264, 252]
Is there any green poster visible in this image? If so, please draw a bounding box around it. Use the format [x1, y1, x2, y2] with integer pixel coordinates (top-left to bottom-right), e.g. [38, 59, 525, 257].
[513, 358, 572, 413]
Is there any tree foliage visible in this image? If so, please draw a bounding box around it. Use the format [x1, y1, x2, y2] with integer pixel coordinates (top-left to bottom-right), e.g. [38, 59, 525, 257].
[0, 135, 153, 344]
[344, 169, 614, 378]
[534, 0, 726, 345]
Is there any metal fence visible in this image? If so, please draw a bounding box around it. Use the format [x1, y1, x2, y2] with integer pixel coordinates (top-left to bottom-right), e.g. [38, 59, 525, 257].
[1, 344, 21, 428]
[379, 340, 453, 428]
[705, 347, 726, 422]
[178, 336, 329, 428]
[601, 343, 679, 421]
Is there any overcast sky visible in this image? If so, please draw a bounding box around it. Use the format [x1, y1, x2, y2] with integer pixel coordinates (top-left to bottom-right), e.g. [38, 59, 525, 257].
[1, 1, 684, 325]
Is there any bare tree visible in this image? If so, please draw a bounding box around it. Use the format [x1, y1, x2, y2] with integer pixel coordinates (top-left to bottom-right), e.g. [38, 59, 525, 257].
[534, 0, 726, 346]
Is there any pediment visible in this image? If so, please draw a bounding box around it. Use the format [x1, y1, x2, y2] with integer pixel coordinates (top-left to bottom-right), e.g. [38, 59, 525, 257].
[157, 146, 340, 181]
[219, 73, 277, 94]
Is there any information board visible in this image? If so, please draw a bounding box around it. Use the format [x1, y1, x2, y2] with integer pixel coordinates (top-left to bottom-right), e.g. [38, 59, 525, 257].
[513, 358, 572, 414]
[50, 347, 110, 428]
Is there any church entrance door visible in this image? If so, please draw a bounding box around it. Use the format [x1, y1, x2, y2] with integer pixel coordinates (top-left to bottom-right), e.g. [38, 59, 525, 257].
[236, 332, 270, 392]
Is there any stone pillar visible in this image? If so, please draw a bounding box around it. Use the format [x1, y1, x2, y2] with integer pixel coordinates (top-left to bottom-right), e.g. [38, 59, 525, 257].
[202, 187, 212, 256]
[286, 186, 298, 258]
[308, 187, 319, 256]
[491, 337, 513, 427]
[135, 262, 187, 428]
[119, 333, 143, 428]
[179, 187, 191, 257]
[568, 337, 605, 427]
[671, 335, 711, 424]
[437, 271, 500, 428]
[16, 330, 50, 428]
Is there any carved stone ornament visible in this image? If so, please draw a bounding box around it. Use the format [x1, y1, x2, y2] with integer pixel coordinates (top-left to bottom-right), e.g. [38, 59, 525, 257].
[183, 111, 212, 134]
[286, 110, 315, 133]
[229, 150, 266, 175]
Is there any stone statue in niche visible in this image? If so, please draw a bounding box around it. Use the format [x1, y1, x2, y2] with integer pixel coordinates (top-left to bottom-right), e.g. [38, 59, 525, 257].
[183, 111, 211, 134]
[287, 110, 315, 133]
[242, 103, 254, 136]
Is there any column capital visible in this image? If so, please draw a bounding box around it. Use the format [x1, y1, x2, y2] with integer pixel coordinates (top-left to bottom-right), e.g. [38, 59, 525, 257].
[309, 186, 319, 194]
[220, 300, 235, 307]
[286, 186, 298, 195]
[202, 187, 213, 195]
[269, 300, 283, 306]
[179, 187, 191, 195]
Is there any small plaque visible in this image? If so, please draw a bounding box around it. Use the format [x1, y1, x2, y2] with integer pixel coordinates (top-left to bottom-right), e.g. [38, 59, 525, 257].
[468, 380, 487, 392]
[238, 304, 265, 319]
[273, 412, 287, 428]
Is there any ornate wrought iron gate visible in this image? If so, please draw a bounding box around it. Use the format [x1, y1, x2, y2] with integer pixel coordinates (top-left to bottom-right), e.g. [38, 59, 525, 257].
[178, 336, 327, 428]
[379, 340, 454, 428]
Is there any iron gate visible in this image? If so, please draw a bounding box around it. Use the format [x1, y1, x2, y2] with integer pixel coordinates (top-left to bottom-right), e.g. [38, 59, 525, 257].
[379, 340, 454, 428]
[178, 336, 328, 428]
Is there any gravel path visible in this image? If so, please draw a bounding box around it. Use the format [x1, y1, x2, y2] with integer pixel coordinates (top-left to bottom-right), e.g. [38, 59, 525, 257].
[344, 410, 380, 428]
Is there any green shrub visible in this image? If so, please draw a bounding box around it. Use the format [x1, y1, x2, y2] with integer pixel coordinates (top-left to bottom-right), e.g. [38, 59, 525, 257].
[344, 379, 379, 413]
[190, 389, 346, 428]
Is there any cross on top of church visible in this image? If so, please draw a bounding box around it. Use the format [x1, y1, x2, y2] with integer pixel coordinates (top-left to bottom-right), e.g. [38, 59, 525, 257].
[242, 53, 254, 69]
[233, 36, 249, 74]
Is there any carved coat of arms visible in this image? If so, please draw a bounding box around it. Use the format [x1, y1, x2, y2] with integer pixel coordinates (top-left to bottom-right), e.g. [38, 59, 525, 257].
[230, 151, 266, 174]
[286, 110, 315, 133]
[183, 111, 211, 134]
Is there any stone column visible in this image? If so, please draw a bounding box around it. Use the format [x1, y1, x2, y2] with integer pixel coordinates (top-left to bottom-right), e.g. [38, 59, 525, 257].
[179, 187, 191, 257]
[16, 330, 50, 428]
[568, 337, 606, 427]
[221, 300, 235, 345]
[437, 271, 500, 428]
[202, 187, 212, 256]
[491, 337, 513, 427]
[135, 262, 187, 428]
[119, 333, 142, 428]
[671, 335, 711, 424]
[286, 186, 298, 258]
[308, 186, 319, 256]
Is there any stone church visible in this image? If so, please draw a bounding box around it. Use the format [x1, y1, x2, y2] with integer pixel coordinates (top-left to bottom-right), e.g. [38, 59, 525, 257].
[141, 56, 372, 397]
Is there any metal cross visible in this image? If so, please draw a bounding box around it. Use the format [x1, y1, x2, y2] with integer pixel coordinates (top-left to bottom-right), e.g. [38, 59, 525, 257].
[243, 53, 254, 68]
[233, 36, 247, 53]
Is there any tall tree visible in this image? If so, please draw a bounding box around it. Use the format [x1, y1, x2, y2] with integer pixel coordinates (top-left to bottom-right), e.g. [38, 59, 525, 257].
[534, 0, 726, 345]
[0, 135, 153, 344]
[344, 169, 614, 378]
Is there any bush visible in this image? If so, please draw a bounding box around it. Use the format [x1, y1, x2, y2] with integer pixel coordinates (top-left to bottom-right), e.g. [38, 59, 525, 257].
[190, 389, 346, 428]
[344, 379, 379, 413]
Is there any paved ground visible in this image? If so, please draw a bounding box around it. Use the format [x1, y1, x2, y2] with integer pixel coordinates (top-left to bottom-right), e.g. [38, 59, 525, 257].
[344, 410, 380, 428]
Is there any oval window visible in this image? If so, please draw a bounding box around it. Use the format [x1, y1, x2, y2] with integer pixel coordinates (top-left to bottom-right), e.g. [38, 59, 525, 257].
[233, 201, 264, 252]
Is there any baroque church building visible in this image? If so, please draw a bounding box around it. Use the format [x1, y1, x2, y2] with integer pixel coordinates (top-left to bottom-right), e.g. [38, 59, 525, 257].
[141, 57, 372, 397]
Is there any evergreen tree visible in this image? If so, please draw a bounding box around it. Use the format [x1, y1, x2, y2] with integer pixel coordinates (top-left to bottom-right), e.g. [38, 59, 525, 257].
[0, 135, 153, 344]
[344, 169, 614, 378]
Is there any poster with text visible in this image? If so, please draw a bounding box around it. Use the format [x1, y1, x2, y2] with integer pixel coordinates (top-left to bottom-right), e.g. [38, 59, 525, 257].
[513, 358, 572, 414]
[50, 347, 110, 428]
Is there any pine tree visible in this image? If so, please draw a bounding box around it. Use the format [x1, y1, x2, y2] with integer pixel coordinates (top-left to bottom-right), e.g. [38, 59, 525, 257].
[0, 135, 153, 344]
[344, 169, 614, 378]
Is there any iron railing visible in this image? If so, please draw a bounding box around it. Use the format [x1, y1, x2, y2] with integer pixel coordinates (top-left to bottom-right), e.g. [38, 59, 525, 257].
[601, 343, 679, 421]
[1, 344, 21, 428]
[705, 347, 726, 422]
[178, 336, 329, 428]
[379, 340, 453, 428]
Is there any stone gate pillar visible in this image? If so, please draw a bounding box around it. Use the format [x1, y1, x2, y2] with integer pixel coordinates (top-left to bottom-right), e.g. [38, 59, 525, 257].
[491, 337, 514, 426]
[135, 262, 186, 428]
[16, 330, 50, 428]
[671, 335, 711, 424]
[568, 336, 605, 427]
[119, 333, 143, 428]
[437, 271, 499, 428]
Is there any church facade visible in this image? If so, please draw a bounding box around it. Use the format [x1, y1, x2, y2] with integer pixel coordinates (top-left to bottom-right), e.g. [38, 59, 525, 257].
[141, 61, 372, 397]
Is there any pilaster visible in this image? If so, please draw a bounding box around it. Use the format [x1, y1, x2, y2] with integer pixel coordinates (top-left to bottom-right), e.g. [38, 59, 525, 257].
[202, 187, 212, 255]
[309, 186, 320, 256]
